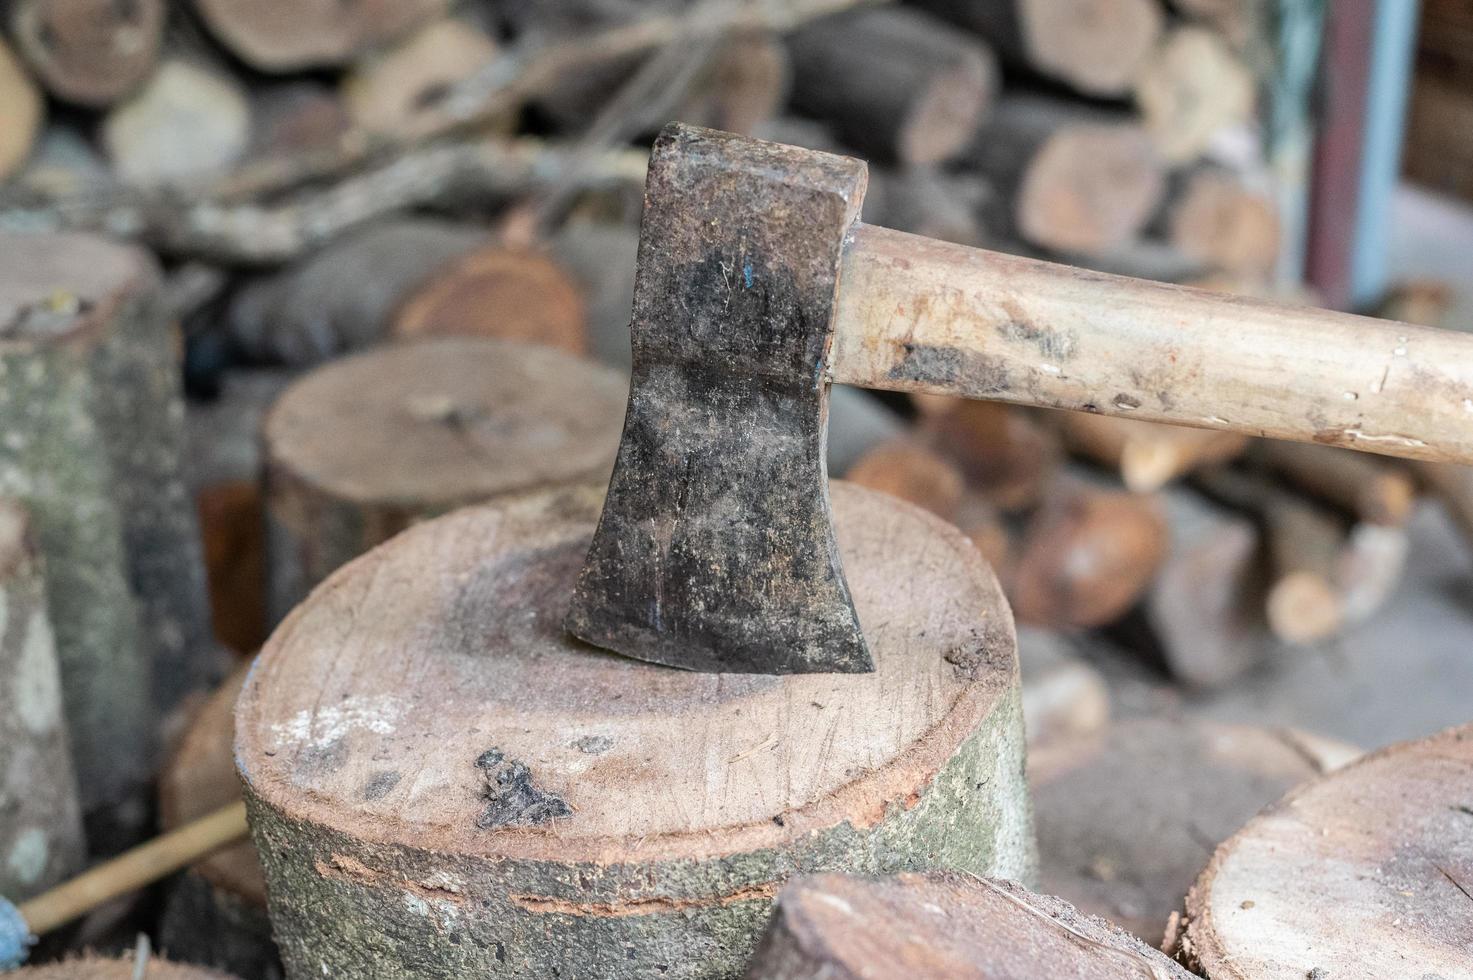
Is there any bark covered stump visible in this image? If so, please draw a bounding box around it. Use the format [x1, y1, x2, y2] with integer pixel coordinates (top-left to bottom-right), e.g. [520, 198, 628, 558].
[0, 231, 214, 842]
[261, 338, 626, 623]
[160, 660, 278, 980]
[236, 483, 1035, 979]
[0, 499, 86, 901]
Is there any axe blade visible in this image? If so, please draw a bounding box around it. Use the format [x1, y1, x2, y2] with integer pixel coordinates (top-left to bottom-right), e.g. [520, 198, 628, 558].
[564, 124, 873, 674]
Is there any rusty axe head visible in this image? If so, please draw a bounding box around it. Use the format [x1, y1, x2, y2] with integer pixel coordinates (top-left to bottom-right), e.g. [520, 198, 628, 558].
[564, 123, 873, 674]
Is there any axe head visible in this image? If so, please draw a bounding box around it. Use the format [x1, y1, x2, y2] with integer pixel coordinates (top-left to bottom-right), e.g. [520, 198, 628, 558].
[564, 123, 873, 674]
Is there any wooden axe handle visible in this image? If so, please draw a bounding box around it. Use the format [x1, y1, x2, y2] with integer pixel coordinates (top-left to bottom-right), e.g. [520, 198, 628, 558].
[831, 223, 1473, 464]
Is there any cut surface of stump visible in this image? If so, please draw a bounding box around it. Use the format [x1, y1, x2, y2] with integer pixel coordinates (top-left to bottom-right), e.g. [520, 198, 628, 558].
[1134, 26, 1255, 165]
[1030, 717, 1359, 947]
[8, 0, 165, 106]
[192, 0, 448, 71]
[237, 482, 1034, 978]
[160, 660, 275, 978]
[0, 499, 86, 900]
[390, 246, 587, 354]
[747, 872, 1196, 979]
[262, 338, 626, 621]
[1184, 724, 1473, 979]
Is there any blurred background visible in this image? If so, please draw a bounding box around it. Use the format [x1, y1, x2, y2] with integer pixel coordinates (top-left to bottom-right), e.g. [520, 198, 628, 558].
[1, 0, 1472, 972]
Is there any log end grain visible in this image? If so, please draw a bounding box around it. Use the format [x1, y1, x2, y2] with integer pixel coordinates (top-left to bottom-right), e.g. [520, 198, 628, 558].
[237, 482, 1033, 977]
[193, 0, 450, 72]
[102, 60, 251, 186]
[342, 19, 499, 139]
[1020, 124, 1165, 255]
[1184, 724, 1473, 979]
[8, 0, 165, 107]
[0, 38, 44, 181]
[1135, 26, 1255, 164]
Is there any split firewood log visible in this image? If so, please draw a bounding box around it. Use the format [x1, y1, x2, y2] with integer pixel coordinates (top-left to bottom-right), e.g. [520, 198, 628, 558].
[748, 872, 1197, 979]
[910, 0, 1164, 98]
[786, 6, 997, 165]
[844, 437, 966, 521]
[0, 38, 43, 183]
[101, 59, 251, 187]
[1057, 413, 1248, 493]
[7, 0, 164, 107]
[341, 19, 502, 140]
[963, 94, 1166, 256]
[1134, 26, 1255, 164]
[1031, 718, 1359, 947]
[190, 0, 448, 72]
[1165, 167, 1281, 280]
[922, 399, 1060, 512]
[1181, 724, 1473, 979]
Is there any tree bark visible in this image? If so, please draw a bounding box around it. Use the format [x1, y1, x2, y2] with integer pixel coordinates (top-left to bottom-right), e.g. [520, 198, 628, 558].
[0, 232, 215, 840]
[1031, 718, 1359, 948]
[390, 245, 588, 355]
[748, 872, 1194, 979]
[1057, 413, 1248, 493]
[7, 0, 164, 107]
[1182, 724, 1473, 979]
[262, 339, 627, 623]
[237, 483, 1034, 979]
[963, 94, 1167, 256]
[191, 0, 448, 72]
[922, 400, 1059, 512]
[0, 500, 86, 902]
[0, 38, 43, 182]
[786, 6, 997, 165]
[909, 0, 1164, 97]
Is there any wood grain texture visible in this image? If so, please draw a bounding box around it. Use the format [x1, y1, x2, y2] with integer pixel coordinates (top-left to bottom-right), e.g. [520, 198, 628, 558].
[263, 338, 626, 621]
[1031, 718, 1358, 947]
[832, 224, 1473, 465]
[1184, 724, 1473, 979]
[237, 483, 1034, 978]
[7, 0, 164, 106]
[0, 499, 86, 901]
[341, 19, 500, 139]
[747, 872, 1195, 979]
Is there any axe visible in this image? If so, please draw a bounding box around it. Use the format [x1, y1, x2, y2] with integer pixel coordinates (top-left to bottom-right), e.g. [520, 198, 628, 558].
[566, 123, 1473, 675]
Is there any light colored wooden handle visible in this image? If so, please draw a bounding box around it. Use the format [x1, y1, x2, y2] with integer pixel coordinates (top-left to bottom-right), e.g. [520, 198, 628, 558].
[18, 801, 248, 935]
[831, 223, 1473, 464]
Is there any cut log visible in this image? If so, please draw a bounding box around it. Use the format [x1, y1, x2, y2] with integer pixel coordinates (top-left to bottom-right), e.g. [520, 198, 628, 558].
[389, 245, 588, 355]
[191, 0, 448, 72]
[237, 483, 1034, 978]
[341, 19, 500, 139]
[549, 220, 639, 370]
[674, 32, 790, 136]
[1255, 440, 1415, 526]
[1334, 523, 1408, 624]
[0, 38, 43, 183]
[1010, 483, 1168, 629]
[228, 219, 489, 365]
[1016, 626, 1109, 746]
[1183, 724, 1473, 979]
[1134, 26, 1256, 164]
[910, 0, 1164, 97]
[1194, 467, 1347, 646]
[102, 59, 251, 187]
[0, 500, 86, 901]
[262, 338, 626, 622]
[14, 956, 241, 978]
[864, 167, 993, 247]
[844, 437, 966, 520]
[1166, 168, 1281, 279]
[1031, 718, 1359, 948]
[7, 0, 164, 107]
[160, 661, 276, 979]
[1057, 413, 1248, 493]
[1123, 488, 1267, 689]
[786, 6, 997, 166]
[0, 232, 216, 839]
[965, 95, 1166, 255]
[248, 83, 350, 159]
[922, 399, 1059, 512]
[748, 872, 1195, 979]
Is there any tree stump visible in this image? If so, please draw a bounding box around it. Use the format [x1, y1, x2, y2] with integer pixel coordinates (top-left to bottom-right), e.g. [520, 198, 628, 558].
[1031, 718, 1359, 947]
[786, 7, 997, 166]
[0, 500, 86, 901]
[191, 0, 448, 72]
[262, 338, 626, 623]
[1183, 724, 1473, 979]
[389, 245, 588, 355]
[236, 482, 1035, 979]
[14, 956, 240, 979]
[7, 0, 165, 107]
[0, 232, 215, 840]
[747, 872, 1195, 979]
[160, 661, 277, 979]
[0, 37, 43, 183]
